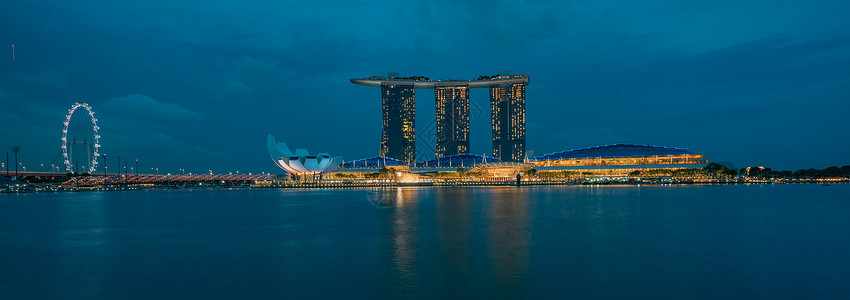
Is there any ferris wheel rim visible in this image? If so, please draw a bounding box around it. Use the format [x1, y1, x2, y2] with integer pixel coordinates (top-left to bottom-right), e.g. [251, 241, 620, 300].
[62, 102, 100, 174]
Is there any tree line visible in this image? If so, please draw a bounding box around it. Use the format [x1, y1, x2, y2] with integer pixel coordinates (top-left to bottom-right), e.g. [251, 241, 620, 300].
[736, 165, 850, 179]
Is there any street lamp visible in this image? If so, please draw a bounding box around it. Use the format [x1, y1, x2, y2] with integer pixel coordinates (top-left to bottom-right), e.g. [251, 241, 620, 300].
[12, 146, 20, 177]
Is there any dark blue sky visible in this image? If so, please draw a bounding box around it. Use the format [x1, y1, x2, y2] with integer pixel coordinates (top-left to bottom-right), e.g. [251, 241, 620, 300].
[2, 0, 848, 174]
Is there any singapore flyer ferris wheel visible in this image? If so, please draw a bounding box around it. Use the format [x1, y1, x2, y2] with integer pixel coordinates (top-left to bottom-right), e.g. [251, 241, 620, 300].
[61, 102, 101, 174]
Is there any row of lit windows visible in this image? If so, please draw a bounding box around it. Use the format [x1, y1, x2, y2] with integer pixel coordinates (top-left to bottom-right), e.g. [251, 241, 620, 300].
[531, 154, 706, 167]
[380, 83, 526, 164]
[382, 84, 416, 164]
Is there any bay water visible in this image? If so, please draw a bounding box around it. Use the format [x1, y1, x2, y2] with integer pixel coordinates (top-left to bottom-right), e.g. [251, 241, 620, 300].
[1, 184, 849, 299]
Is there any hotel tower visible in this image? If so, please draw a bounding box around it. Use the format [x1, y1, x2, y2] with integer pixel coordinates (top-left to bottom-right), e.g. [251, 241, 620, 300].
[352, 73, 529, 164]
[434, 84, 470, 158]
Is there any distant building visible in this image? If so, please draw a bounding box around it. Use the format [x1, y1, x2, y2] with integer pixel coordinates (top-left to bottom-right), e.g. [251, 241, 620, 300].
[490, 82, 526, 162]
[530, 144, 706, 176]
[380, 83, 416, 165]
[434, 84, 470, 158]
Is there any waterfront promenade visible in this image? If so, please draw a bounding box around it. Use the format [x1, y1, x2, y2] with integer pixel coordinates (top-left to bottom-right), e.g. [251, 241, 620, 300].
[4, 174, 847, 193]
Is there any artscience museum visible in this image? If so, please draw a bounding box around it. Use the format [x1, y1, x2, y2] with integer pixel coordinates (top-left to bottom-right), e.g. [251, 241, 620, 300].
[267, 134, 343, 175]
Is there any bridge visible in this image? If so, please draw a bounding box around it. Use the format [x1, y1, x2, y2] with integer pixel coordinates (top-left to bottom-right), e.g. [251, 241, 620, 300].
[2, 172, 275, 186]
[63, 174, 275, 186]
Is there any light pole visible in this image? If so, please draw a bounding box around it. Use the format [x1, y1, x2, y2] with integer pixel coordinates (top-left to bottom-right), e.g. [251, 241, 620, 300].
[116, 156, 121, 177]
[12, 146, 20, 177]
[102, 153, 107, 176]
[135, 159, 138, 175]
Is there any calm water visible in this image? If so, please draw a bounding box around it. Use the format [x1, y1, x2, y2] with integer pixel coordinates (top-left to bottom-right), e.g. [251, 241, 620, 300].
[1, 185, 849, 299]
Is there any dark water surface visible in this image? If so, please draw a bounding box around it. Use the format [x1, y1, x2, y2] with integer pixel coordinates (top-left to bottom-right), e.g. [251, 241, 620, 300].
[2, 185, 849, 299]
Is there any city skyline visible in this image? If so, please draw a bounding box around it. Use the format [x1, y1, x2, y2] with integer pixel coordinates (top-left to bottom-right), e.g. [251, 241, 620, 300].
[1, 1, 849, 174]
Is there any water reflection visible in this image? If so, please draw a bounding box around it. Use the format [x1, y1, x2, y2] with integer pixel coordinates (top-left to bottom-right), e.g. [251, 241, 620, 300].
[377, 187, 531, 297]
[367, 188, 404, 208]
[435, 188, 473, 294]
[57, 192, 110, 297]
[488, 188, 530, 296]
[385, 188, 420, 295]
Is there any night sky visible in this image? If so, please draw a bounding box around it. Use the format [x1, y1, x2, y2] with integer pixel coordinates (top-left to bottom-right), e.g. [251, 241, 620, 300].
[1, 1, 848, 175]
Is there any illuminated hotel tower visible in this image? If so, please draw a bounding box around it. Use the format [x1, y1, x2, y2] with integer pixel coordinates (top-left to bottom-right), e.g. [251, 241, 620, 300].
[381, 83, 416, 165]
[351, 74, 528, 165]
[490, 82, 526, 162]
[434, 84, 470, 158]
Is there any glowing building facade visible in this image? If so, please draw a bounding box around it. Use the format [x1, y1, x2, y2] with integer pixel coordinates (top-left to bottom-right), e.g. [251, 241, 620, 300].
[381, 83, 416, 165]
[434, 84, 470, 158]
[352, 74, 529, 165]
[490, 82, 526, 162]
[530, 144, 707, 176]
[267, 134, 342, 175]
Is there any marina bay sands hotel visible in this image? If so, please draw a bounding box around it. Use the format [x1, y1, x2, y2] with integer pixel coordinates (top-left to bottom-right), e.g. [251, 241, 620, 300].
[351, 73, 529, 165]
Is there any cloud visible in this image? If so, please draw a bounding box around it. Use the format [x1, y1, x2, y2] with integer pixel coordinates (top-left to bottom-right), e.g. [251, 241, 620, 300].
[93, 94, 230, 172]
[221, 80, 254, 100]
[14, 69, 68, 90]
[2, 0, 849, 172]
[101, 94, 203, 125]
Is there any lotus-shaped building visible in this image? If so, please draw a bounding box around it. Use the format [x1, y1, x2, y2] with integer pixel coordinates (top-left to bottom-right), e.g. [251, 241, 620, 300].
[267, 134, 342, 174]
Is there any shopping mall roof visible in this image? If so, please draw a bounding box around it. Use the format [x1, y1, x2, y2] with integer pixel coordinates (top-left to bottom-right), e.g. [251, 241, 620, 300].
[340, 156, 406, 169]
[533, 144, 696, 161]
[418, 154, 500, 167]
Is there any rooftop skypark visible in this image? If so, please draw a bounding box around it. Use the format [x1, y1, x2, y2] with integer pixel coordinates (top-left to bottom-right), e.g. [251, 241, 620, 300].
[350, 74, 529, 89]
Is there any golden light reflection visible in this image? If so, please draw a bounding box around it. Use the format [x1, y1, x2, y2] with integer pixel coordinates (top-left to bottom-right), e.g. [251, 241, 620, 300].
[389, 188, 419, 293]
[488, 189, 530, 294]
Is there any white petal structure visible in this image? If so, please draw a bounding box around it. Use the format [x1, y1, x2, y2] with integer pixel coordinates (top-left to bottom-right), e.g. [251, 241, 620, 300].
[267, 134, 342, 174]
